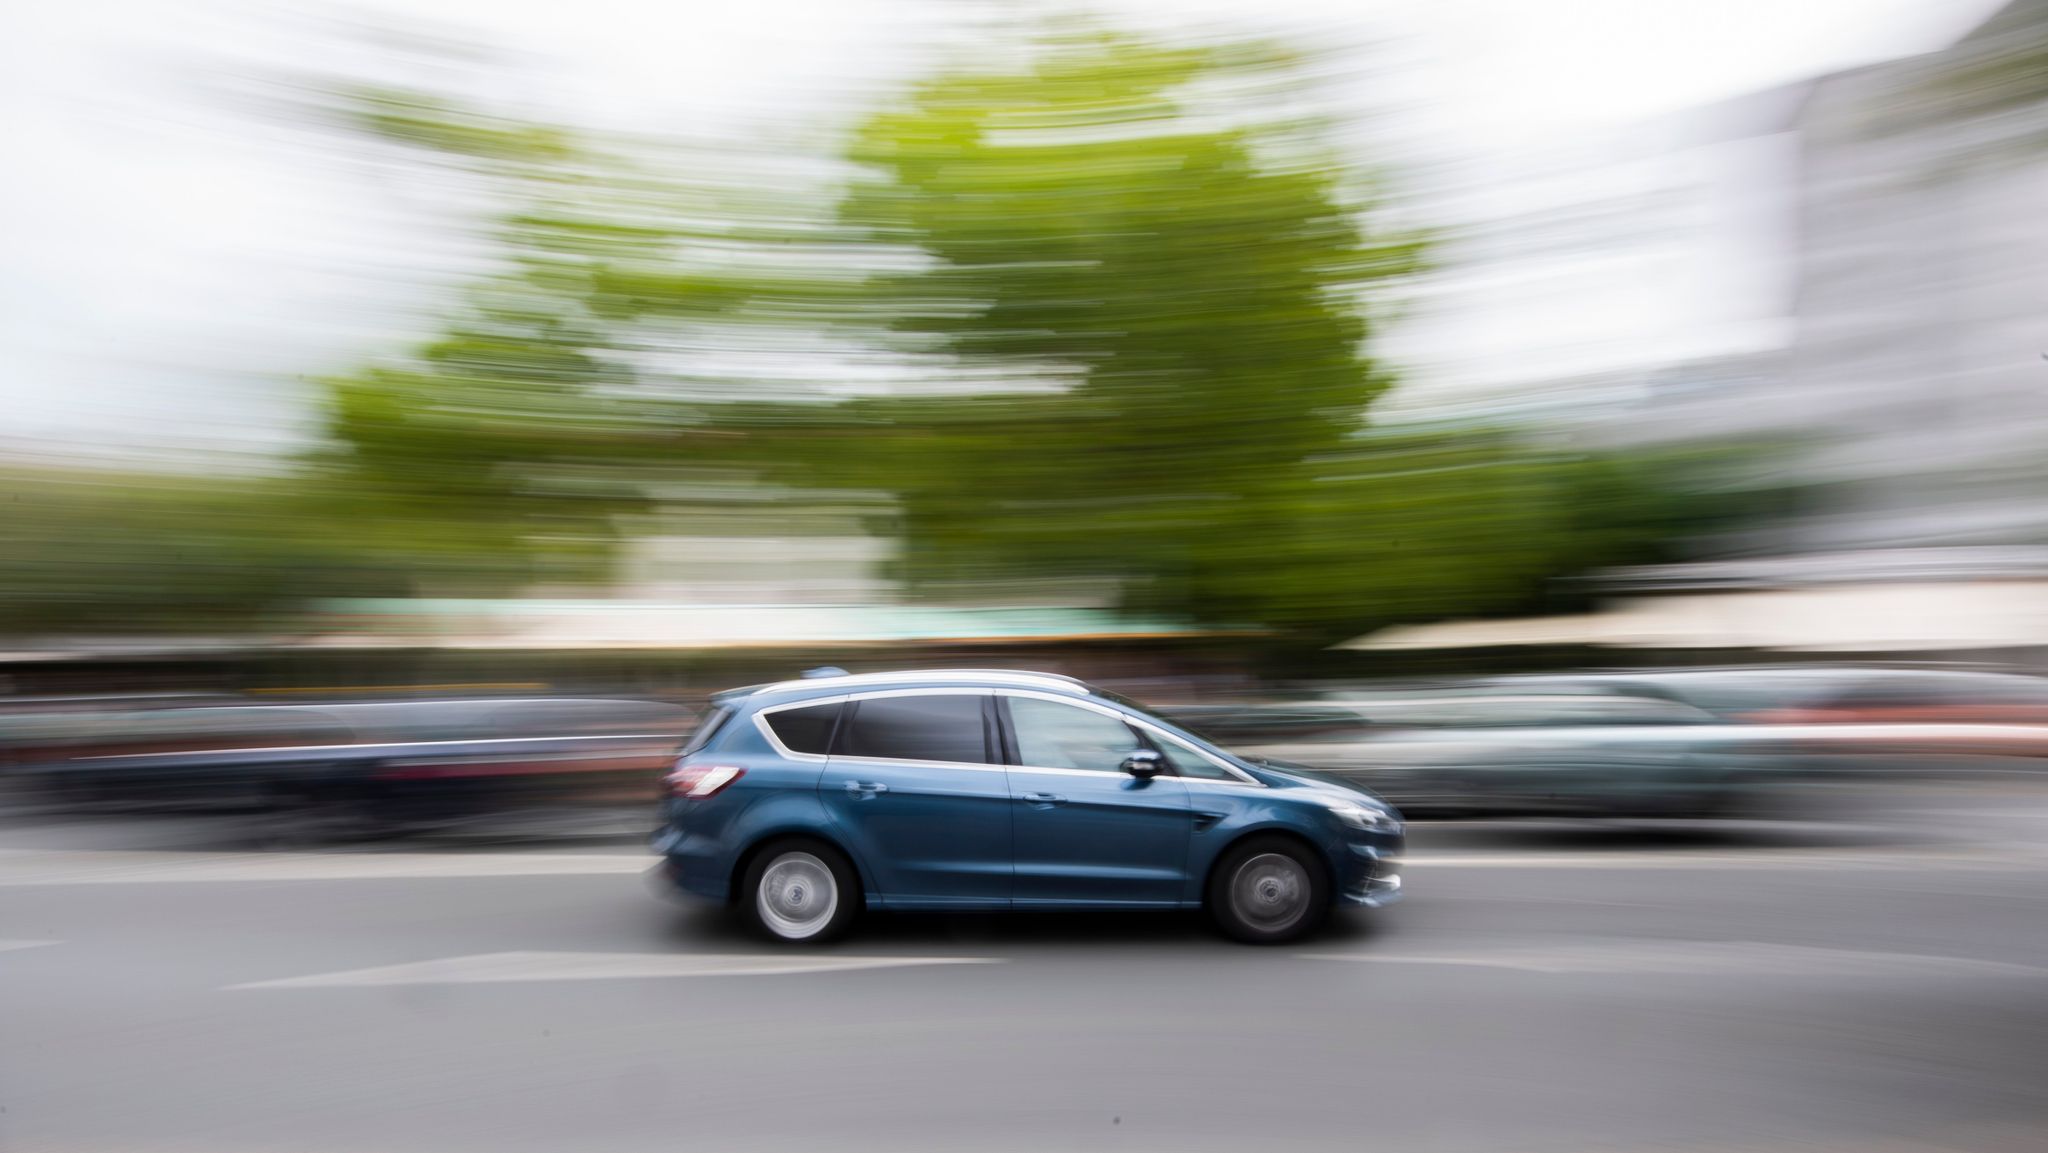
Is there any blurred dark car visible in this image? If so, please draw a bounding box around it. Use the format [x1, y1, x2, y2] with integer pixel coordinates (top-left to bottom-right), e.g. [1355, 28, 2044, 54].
[0, 694, 234, 775]
[1173, 693, 1775, 819]
[15, 696, 692, 834]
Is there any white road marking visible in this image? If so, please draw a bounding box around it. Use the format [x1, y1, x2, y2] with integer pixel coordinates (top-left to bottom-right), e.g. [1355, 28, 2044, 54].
[229, 951, 1001, 989]
[0, 939, 59, 953]
[0, 842, 2043, 887]
[1300, 941, 2048, 978]
[1407, 847, 2048, 870]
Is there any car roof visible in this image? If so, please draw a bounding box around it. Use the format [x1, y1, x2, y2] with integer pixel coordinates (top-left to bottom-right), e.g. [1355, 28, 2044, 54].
[717, 668, 1092, 708]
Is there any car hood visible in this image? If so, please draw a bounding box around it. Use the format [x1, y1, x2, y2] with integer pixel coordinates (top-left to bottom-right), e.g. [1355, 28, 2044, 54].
[1237, 755, 1400, 813]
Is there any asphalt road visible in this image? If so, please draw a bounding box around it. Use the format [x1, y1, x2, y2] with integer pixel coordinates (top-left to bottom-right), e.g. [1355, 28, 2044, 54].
[4, 785, 2048, 1153]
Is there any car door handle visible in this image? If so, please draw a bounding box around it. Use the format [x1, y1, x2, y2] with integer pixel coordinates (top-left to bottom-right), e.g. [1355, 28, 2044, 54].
[842, 780, 889, 797]
[1020, 792, 1067, 807]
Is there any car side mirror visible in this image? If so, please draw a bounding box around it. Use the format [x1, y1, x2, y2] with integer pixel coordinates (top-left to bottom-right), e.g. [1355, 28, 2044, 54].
[1121, 749, 1164, 780]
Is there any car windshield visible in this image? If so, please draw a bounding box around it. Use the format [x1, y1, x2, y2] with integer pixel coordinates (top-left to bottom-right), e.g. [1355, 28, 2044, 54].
[1085, 689, 1258, 762]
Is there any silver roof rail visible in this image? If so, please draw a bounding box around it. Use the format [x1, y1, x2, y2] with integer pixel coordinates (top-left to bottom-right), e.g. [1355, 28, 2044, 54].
[754, 668, 1090, 696]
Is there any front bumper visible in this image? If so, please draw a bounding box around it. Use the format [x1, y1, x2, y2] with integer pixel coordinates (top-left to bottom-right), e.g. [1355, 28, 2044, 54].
[1339, 841, 1404, 908]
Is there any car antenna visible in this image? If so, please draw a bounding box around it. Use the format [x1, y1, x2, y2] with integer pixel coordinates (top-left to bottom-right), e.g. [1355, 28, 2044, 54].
[801, 666, 849, 679]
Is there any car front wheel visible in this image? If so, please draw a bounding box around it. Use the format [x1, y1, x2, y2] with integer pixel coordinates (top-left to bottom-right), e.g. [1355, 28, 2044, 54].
[1208, 836, 1329, 944]
[740, 838, 860, 944]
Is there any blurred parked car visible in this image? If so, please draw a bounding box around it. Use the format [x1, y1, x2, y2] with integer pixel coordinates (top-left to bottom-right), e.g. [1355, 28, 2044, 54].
[1506, 667, 2048, 777]
[1495, 667, 1867, 720]
[1174, 692, 1779, 819]
[1749, 668, 2048, 724]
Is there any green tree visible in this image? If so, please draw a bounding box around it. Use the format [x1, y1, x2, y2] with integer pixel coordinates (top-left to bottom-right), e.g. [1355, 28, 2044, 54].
[813, 29, 1426, 637]
[307, 87, 821, 594]
[294, 27, 1745, 647]
[0, 25, 1764, 642]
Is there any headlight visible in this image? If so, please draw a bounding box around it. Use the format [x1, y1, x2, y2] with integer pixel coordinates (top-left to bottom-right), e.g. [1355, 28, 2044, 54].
[1329, 801, 1399, 832]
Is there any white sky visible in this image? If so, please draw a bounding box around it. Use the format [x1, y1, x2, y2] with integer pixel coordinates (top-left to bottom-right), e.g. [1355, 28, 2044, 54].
[0, 0, 2010, 462]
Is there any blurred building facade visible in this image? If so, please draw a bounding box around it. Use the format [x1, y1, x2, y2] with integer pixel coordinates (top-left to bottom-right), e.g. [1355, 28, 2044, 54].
[1783, 0, 2048, 550]
[1382, 122, 1793, 431]
[1445, 0, 2048, 564]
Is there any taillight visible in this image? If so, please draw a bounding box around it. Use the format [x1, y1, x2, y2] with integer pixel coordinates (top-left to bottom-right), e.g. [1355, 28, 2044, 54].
[666, 763, 745, 798]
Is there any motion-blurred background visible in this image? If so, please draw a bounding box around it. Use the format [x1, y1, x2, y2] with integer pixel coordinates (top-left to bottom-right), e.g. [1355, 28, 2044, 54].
[9, 0, 2048, 830]
[11, 5, 2048, 1153]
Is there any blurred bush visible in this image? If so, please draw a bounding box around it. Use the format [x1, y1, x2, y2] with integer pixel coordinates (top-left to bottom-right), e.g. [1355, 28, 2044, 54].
[0, 467, 319, 633]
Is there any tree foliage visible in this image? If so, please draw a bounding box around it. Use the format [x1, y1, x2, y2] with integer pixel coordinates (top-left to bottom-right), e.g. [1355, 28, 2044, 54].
[790, 31, 1433, 638]
[0, 23, 1767, 644]
[0, 469, 333, 633]
[306, 88, 801, 594]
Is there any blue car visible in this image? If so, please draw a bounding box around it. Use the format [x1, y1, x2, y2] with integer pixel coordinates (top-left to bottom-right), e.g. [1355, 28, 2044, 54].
[652, 669, 1403, 943]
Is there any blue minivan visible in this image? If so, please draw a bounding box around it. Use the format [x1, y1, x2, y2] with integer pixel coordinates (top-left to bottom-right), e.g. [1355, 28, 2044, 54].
[652, 669, 1403, 943]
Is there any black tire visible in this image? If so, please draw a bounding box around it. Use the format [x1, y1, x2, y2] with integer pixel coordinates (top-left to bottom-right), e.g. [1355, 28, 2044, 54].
[738, 837, 861, 944]
[1207, 835, 1330, 944]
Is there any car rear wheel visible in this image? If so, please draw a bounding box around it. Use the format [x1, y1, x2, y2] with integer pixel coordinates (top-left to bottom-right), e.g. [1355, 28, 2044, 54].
[1208, 836, 1328, 944]
[741, 839, 859, 944]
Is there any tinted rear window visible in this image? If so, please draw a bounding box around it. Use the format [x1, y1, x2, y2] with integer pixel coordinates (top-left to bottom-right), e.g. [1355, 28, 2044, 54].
[841, 695, 989, 764]
[764, 702, 842, 755]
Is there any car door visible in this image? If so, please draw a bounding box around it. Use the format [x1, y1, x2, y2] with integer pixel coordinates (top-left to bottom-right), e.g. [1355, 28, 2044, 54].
[998, 692, 1190, 907]
[818, 691, 1011, 909]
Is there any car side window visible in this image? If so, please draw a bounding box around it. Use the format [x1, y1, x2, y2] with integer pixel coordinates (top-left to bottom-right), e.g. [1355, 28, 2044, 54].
[763, 702, 841, 756]
[1006, 696, 1144, 772]
[840, 695, 990, 764]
